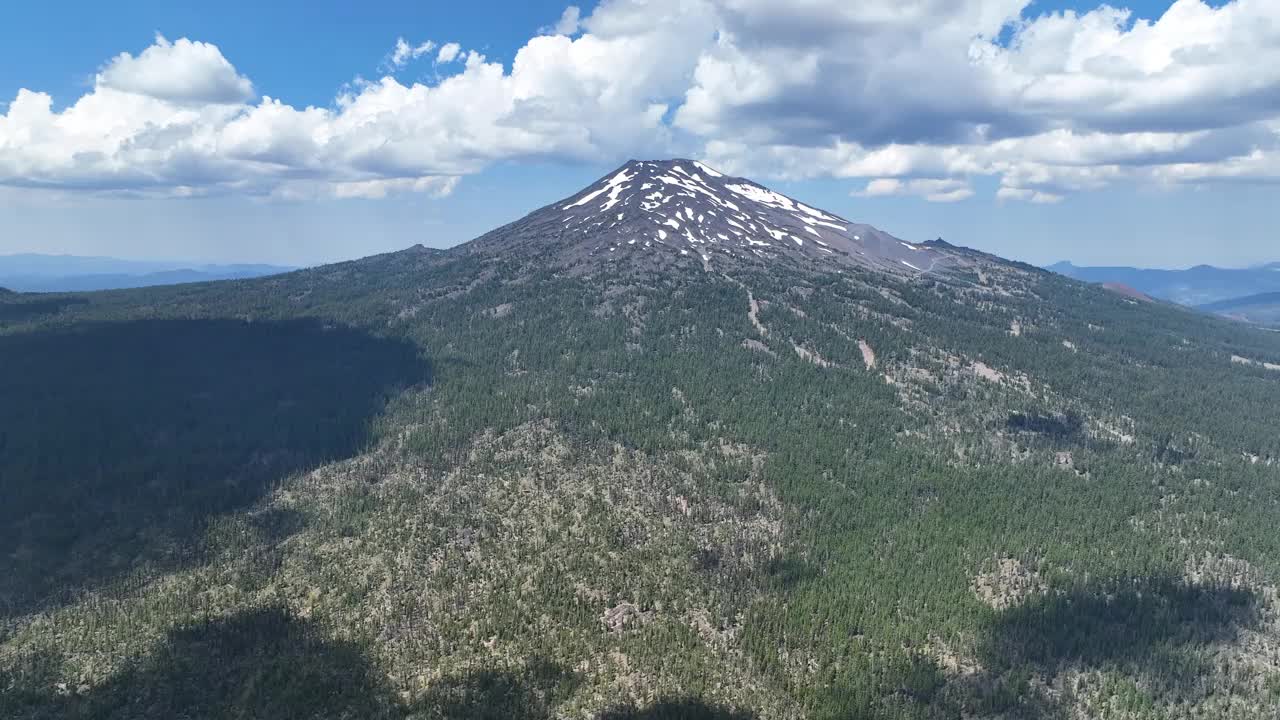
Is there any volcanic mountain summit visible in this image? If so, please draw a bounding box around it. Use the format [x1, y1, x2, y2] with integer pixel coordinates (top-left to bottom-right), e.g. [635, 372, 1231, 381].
[467, 159, 953, 274]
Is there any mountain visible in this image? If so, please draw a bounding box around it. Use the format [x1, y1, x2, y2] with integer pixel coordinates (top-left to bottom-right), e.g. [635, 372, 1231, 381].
[1049, 260, 1280, 306]
[464, 159, 954, 275]
[1200, 291, 1280, 327]
[0, 253, 181, 276]
[1050, 260, 1280, 326]
[4, 160, 1280, 720]
[0, 254, 295, 292]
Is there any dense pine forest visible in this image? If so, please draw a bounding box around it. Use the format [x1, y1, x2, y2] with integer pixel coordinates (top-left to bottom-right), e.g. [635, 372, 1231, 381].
[3, 242, 1280, 718]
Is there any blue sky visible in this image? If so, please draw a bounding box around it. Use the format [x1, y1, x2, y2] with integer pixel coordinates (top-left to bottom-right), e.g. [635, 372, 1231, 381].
[1, 0, 1276, 268]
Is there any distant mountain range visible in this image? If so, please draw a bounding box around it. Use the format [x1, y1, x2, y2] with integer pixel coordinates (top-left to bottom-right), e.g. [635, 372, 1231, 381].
[1198, 292, 1280, 328]
[1048, 261, 1280, 307]
[0, 254, 295, 292]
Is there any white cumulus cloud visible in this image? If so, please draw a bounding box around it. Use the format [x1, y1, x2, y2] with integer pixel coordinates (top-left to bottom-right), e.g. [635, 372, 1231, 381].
[857, 178, 976, 203]
[96, 34, 254, 104]
[436, 43, 462, 64]
[388, 38, 437, 69]
[1, 0, 1279, 203]
[684, 0, 1280, 201]
[544, 6, 583, 36]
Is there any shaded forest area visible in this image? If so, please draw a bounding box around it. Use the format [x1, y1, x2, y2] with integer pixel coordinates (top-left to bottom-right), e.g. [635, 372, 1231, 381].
[3, 608, 752, 719]
[0, 317, 429, 617]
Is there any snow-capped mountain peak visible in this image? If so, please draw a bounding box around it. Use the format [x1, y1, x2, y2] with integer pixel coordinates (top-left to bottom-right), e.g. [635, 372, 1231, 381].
[469, 159, 951, 274]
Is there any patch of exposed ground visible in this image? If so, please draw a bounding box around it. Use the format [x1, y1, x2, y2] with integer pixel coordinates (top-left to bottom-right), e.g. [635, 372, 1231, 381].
[1232, 355, 1280, 371]
[484, 302, 514, 318]
[971, 557, 1047, 611]
[792, 343, 832, 368]
[1096, 418, 1137, 445]
[971, 361, 1004, 384]
[968, 360, 1036, 394]
[1243, 452, 1276, 466]
[858, 339, 877, 370]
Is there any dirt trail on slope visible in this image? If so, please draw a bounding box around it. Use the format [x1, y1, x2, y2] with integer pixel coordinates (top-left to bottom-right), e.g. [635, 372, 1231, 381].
[746, 289, 768, 337]
[792, 344, 832, 368]
[722, 274, 768, 338]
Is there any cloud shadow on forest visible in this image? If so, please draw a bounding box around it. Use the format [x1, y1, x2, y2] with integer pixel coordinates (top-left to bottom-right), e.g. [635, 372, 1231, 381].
[0, 317, 430, 618]
[2, 607, 402, 719]
[967, 575, 1263, 716]
[2, 606, 754, 720]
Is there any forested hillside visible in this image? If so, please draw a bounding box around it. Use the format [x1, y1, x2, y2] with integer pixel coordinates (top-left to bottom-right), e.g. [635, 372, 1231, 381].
[4, 208, 1280, 717]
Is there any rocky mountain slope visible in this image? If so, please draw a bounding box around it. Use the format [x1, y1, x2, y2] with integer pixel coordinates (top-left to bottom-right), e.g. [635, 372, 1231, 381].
[466, 160, 955, 276]
[3, 162, 1280, 719]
